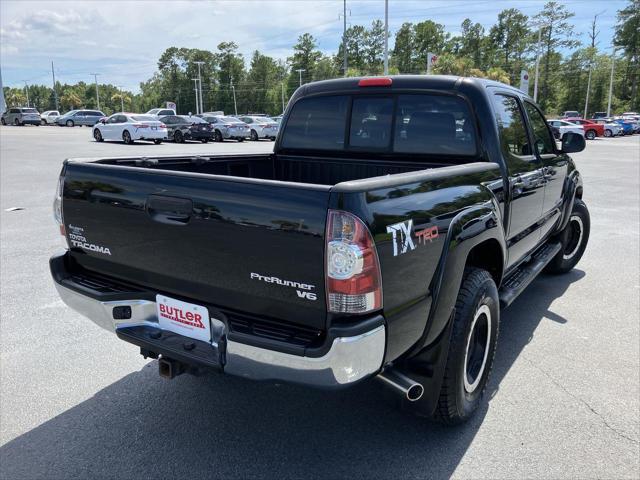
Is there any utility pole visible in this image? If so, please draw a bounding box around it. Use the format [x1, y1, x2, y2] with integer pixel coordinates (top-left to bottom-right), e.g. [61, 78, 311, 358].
[342, 0, 348, 77]
[383, 0, 389, 75]
[51, 61, 59, 111]
[230, 76, 238, 116]
[281, 82, 285, 113]
[195, 61, 205, 113]
[607, 48, 616, 117]
[296, 69, 306, 87]
[23, 81, 30, 107]
[191, 78, 199, 114]
[90, 73, 100, 110]
[533, 28, 542, 102]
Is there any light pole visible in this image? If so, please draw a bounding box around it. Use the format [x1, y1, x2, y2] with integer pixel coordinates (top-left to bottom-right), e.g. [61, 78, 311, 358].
[281, 81, 285, 113]
[23, 80, 30, 107]
[607, 48, 616, 117]
[90, 73, 100, 110]
[51, 61, 59, 111]
[230, 76, 238, 116]
[342, 0, 348, 77]
[533, 28, 542, 102]
[296, 69, 306, 87]
[192, 78, 199, 114]
[384, 0, 389, 75]
[195, 61, 205, 113]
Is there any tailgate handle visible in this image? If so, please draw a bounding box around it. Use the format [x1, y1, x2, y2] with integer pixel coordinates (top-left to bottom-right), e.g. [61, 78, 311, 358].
[146, 195, 192, 225]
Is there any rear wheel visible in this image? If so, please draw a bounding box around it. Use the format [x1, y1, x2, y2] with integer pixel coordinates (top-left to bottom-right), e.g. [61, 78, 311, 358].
[41, 119, 47, 125]
[66, 120, 74, 127]
[201, 138, 208, 143]
[153, 139, 162, 145]
[122, 130, 134, 144]
[585, 129, 596, 140]
[14, 118, 21, 126]
[604, 129, 612, 137]
[237, 137, 244, 142]
[93, 129, 103, 142]
[214, 130, 223, 142]
[1, 118, 5, 125]
[545, 199, 590, 274]
[174, 130, 184, 143]
[433, 268, 500, 424]
[250, 130, 258, 141]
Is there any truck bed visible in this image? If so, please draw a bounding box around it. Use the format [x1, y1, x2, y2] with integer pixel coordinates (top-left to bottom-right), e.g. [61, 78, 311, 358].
[90, 153, 457, 186]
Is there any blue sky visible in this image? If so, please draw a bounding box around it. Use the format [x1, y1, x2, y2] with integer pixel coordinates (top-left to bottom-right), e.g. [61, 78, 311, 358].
[0, 0, 627, 93]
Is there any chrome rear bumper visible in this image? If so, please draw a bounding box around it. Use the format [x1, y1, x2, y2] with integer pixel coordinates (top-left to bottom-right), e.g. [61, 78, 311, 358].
[53, 281, 385, 388]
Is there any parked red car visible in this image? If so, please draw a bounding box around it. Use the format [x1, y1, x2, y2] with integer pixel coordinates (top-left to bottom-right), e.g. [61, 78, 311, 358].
[565, 118, 604, 140]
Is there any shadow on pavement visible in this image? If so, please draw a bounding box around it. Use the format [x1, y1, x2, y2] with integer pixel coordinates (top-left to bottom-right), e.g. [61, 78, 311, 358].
[0, 270, 585, 480]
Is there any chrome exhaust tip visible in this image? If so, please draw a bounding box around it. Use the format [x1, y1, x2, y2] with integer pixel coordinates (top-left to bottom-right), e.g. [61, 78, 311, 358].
[377, 368, 424, 402]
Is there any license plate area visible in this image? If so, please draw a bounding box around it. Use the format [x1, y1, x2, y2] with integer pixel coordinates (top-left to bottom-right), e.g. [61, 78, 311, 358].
[157, 294, 211, 343]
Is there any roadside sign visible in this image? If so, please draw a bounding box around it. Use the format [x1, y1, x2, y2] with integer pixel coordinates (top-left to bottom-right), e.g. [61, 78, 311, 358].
[427, 53, 438, 75]
[519, 70, 530, 95]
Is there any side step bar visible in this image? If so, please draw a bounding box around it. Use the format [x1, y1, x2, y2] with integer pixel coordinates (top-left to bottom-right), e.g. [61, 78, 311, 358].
[499, 242, 562, 308]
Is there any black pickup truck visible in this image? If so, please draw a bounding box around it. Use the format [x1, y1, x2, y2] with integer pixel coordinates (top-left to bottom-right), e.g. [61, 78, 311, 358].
[51, 76, 589, 423]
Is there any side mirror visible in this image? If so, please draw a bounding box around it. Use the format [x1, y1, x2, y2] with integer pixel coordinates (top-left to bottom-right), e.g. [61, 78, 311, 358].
[561, 132, 586, 153]
[99, 118, 106, 124]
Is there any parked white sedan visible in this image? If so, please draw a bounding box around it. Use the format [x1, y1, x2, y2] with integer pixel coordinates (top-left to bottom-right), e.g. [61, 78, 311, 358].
[547, 119, 585, 140]
[93, 113, 167, 144]
[237, 115, 279, 141]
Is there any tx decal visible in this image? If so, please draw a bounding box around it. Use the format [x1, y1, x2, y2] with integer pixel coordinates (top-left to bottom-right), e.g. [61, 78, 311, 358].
[387, 220, 439, 256]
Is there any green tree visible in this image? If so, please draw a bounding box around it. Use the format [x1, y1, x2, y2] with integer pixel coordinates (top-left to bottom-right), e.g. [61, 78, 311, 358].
[614, 0, 640, 109]
[287, 33, 322, 92]
[365, 20, 386, 74]
[392, 23, 416, 73]
[489, 8, 532, 84]
[533, 1, 580, 110]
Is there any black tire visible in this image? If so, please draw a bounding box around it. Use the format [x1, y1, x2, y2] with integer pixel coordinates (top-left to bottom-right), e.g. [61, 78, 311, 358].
[122, 130, 133, 144]
[66, 120, 74, 127]
[1, 118, 5, 125]
[604, 129, 612, 137]
[237, 137, 244, 142]
[41, 119, 47, 125]
[14, 118, 21, 126]
[201, 138, 208, 143]
[585, 129, 596, 140]
[174, 130, 183, 143]
[93, 129, 103, 142]
[153, 139, 162, 145]
[250, 129, 258, 141]
[433, 267, 500, 425]
[214, 130, 223, 142]
[545, 199, 590, 274]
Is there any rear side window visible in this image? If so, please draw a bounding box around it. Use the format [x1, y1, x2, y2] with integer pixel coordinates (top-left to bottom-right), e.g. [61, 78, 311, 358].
[281, 95, 349, 151]
[524, 102, 555, 155]
[492, 95, 530, 157]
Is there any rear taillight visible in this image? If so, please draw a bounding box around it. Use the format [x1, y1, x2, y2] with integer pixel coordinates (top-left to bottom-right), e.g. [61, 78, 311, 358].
[133, 123, 149, 128]
[53, 175, 66, 239]
[159, 123, 166, 128]
[326, 210, 382, 314]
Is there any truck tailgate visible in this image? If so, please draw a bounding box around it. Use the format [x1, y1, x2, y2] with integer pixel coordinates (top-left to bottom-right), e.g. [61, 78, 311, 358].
[61, 162, 330, 330]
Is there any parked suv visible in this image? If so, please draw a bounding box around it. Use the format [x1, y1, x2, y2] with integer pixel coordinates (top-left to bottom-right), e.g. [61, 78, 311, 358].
[56, 110, 106, 127]
[1, 107, 41, 126]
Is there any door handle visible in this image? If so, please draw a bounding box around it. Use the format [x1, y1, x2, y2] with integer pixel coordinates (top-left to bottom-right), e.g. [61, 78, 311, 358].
[146, 195, 192, 225]
[542, 167, 553, 180]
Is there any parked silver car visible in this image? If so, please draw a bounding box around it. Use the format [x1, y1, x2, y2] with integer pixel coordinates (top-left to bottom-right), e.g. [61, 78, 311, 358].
[40, 110, 60, 125]
[56, 110, 106, 127]
[200, 115, 250, 142]
[237, 115, 279, 141]
[1, 107, 41, 126]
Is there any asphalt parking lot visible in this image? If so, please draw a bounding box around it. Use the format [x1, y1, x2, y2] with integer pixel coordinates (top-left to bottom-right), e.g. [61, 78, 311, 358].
[1, 126, 638, 479]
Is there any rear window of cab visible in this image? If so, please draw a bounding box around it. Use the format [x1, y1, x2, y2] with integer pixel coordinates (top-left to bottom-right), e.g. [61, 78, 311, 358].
[281, 94, 477, 157]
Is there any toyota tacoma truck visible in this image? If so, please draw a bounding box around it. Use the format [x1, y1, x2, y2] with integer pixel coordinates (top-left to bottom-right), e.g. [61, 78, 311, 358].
[51, 76, 590, 423]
